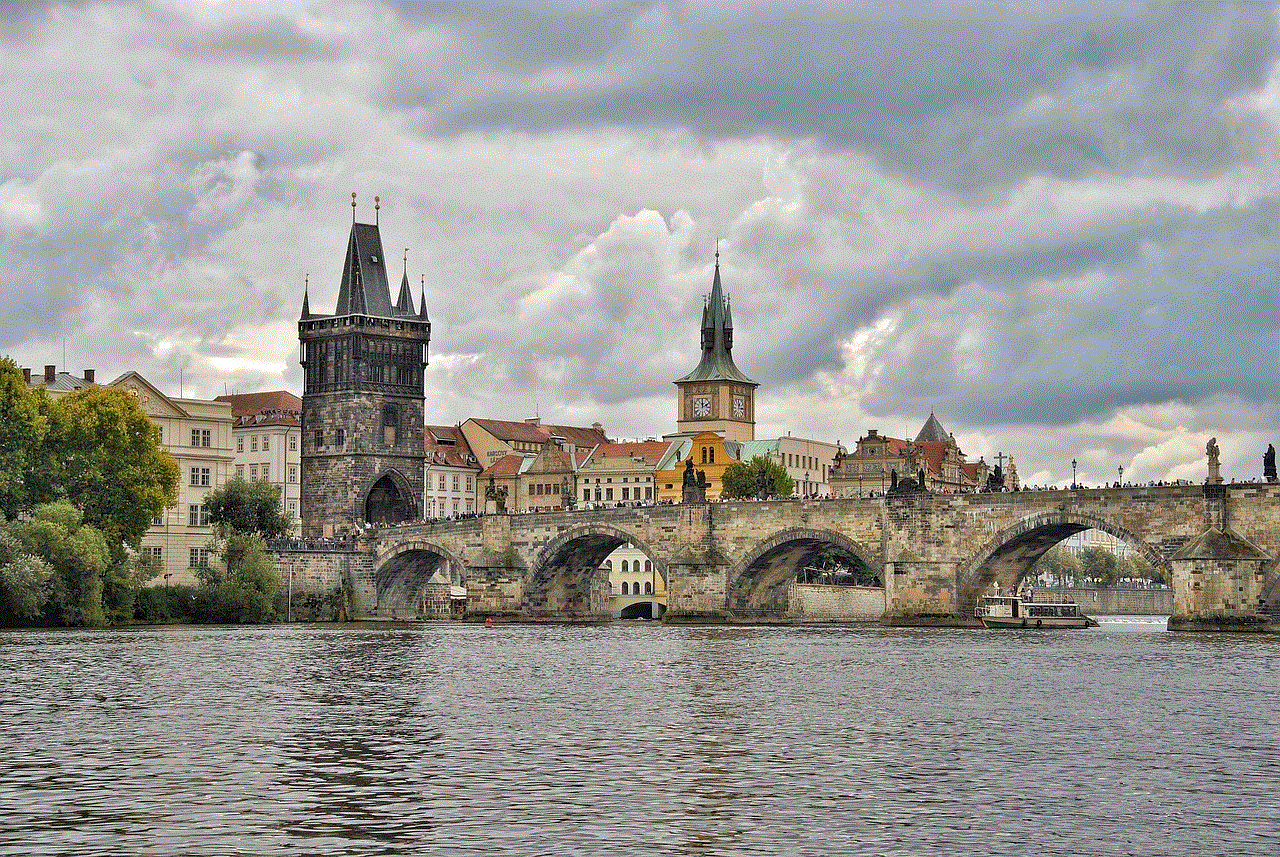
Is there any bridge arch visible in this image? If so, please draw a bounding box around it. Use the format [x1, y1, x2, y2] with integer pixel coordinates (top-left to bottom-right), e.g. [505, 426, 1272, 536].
[373, 539, 468, 617]
[525, 523, 666, 618]
[727, 527, 881, 616]
[956, 510, 1168, 609]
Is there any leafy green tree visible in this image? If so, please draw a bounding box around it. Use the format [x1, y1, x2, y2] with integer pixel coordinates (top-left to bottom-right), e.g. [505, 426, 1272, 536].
[12, 501, 112, 626]
[1121, 553, 1165, 585]
[1079, 546, 1120, 587]
[1031, 545, 1082, 585]
[0, 357, 50, 520]
[43, 386, 179, 561]
[0, 530, 52, 624]
[205, 477, 293, 540]
[721, 455, 796, 499]
[196, 533, 279, 624]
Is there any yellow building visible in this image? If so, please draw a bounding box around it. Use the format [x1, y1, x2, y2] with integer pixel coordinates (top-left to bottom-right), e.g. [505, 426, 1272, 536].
[654, 431, 741, 503]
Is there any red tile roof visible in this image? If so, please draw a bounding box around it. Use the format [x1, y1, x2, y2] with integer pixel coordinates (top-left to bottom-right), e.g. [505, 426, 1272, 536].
[469, 417, 609, 449]
[479, 453, 529, 478]
[583, 441, 672, 467]
[215, 391, 302, 427]
[424, 424, 480, 469]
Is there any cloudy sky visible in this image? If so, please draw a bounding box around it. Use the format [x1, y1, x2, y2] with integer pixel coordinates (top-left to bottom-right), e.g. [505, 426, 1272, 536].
[3, 1, 1279, 487]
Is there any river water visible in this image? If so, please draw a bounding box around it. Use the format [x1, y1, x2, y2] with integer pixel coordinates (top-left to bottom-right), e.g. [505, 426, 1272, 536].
[1, 618, 1276, 857]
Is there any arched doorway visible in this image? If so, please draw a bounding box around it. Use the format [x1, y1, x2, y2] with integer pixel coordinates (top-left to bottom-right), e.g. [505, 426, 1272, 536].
[365, 470, 417, 525]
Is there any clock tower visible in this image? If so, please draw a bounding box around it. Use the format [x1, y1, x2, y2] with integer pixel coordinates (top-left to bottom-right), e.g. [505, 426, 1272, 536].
[674, 255, 758, 441]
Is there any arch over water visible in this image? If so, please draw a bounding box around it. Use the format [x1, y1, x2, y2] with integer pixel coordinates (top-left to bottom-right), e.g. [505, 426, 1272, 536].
[728, 527, 880, 615]
[956, 510, 1167, 609]
[526, 523, 665, 617]
[375, 540, 467, 616]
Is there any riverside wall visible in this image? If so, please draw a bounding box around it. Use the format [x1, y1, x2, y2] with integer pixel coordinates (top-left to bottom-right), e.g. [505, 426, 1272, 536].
[1038, 586, 1173, 615]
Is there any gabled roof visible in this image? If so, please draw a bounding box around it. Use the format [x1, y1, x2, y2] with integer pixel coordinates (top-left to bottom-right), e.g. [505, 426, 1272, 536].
[582, 441, 673, 467]
[467, 417, 610, 449]
[915, 412, 950, 443]
[108, 371, 192, 419]
[479, 453, 533, 478]
[425, 424, 481, 469]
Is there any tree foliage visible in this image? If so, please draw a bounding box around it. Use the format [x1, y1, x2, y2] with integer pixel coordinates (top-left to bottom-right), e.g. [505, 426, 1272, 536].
[1031, 545, 1082, 585]
[45, 386, 179, 559]
[0, 530, 52, 624]
[721, 455, 796, 499]
[10, 501, 112, 626]
[1078, 546, 1120, 586]
[196, 533, 280, 624]
[0, 358, 50, 520]
[205, 477, 293, 540]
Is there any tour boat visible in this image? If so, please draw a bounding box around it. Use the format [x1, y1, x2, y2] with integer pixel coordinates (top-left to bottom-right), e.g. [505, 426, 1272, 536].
[974, 592, 1094, 629]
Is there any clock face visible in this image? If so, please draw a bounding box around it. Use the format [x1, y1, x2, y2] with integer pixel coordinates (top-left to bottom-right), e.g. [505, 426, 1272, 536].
[733, 397, 745, 419]
[692, 396, 712, 417]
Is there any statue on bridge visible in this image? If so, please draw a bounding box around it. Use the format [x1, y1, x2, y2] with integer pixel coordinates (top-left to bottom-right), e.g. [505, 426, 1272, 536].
[887, 467, 928, 496]
[1206, 437, 1223, 485]
[1265, 444, 1276, 483]
[484, 475, 509, 514]
[682, 459, 707, 504]
[986, 463, 1005, 492]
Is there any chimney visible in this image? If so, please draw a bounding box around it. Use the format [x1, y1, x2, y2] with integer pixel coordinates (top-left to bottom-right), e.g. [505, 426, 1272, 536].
[44, 365, 55, 383]
[83, 369, 95, 383]
[525, 417, 541, 426]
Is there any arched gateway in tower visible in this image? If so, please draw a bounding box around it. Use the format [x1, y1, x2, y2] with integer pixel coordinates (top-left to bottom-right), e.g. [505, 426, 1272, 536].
[297, 196, 431, 537]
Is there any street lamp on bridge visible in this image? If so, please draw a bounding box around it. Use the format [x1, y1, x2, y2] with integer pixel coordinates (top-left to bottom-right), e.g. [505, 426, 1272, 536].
[1118, 464, 1124, 486]
[1071, 458, 1077, 488]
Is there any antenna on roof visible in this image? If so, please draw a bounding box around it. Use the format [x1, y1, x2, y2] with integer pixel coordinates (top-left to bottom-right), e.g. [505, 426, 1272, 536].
[351, 192, 356, 222]
[375, 195, 380, 225]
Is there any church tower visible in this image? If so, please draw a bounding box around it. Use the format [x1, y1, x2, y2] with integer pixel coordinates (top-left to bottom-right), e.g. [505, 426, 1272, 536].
[674, 254, 758, 441]
[298, 195, 430, 537]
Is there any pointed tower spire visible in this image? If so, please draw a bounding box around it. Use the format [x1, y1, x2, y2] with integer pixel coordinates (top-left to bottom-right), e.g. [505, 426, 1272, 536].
[675, 251, 757, 387]
[419, 274, 430, 321]
[300, 274, 311, 320]
[395, 247, 413, 314]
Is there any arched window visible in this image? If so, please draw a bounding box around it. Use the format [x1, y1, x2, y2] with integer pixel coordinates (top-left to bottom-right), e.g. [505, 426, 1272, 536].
[645, 560, 652, 573]
[621, 581, 629, 595]
[621, 560, 630, 573]
[645, 581, 653, 594]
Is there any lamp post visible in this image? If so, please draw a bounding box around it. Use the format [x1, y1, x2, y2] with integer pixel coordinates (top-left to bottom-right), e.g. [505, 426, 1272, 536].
[1118, 464, 1124, 486]
[804, 471, 809, 498]
[1071, 458, 1077, 489]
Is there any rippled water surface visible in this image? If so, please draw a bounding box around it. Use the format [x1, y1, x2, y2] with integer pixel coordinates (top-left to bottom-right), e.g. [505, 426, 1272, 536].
[1, 618, 1277, 856]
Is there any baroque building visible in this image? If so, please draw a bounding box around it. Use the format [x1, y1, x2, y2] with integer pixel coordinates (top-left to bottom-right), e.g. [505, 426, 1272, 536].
[298, 200, 431, 536]
[215, 390, 302, 530]
[674, 255, 757, 442]
[828, 414, 990, 497]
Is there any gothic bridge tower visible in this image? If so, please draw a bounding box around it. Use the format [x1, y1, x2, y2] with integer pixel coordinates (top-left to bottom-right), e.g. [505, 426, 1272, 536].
[674, 254, 758, 442]
[298, 195, 431, 536]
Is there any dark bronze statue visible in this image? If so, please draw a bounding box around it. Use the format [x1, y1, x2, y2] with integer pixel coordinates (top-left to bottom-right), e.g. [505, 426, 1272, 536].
[1265, 444, 1276, 483]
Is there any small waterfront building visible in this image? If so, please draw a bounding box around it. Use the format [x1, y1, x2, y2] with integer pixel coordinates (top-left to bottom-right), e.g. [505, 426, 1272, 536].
[423, 425, 481, 519]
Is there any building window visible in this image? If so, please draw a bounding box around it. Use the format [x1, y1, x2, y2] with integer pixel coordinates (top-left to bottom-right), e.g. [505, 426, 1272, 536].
[251, 436, 259, 452]
[237, 437, 244, 453]
[466, 476, 473, 491]
[191, 428, 211, 447]
[288, 465, 298, 483]
[235, 465, 244, 479]
[142, 546, 162, 567]
[189, 547, 210, 568]
[335, 428, 345, 447]
[621, 581, 629, 595]
[188, 504, 209, 527]
[287, 500, 297, 515]
[262, 436, 269, 451]
[250, 465, 258, 481]
[605, 488, 613, 501]
[314, 430, 323, 448]
[438, 474, 446, 490]
[452, 475, 460, 491]
[288, 435, 297, 451]
[645, 581, 653, 594]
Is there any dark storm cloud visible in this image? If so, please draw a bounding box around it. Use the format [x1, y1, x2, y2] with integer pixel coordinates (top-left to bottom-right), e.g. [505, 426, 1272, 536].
[379, 2, 1276, 192]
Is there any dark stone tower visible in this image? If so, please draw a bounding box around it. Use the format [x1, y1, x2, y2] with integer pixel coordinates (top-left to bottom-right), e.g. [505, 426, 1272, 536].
[298, 196, 430, 537]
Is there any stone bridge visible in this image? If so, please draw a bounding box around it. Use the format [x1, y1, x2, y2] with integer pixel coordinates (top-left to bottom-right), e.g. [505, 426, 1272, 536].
[309, 482, 1280, 631]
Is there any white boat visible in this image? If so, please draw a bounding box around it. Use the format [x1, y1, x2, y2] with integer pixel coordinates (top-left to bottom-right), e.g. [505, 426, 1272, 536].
[975, 592, 1094, 629]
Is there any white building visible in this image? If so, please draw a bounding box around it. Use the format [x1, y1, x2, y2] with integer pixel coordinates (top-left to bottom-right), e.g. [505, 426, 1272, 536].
[424, 425, 481, 519]
[215, 391, 303, 530]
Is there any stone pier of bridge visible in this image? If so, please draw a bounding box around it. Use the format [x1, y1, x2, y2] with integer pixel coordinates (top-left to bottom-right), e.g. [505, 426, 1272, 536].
[272, 483, 1280, 632]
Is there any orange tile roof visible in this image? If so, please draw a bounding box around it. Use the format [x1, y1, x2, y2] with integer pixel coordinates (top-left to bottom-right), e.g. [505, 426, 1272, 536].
[583, 441, 672, 467]
[479, 454, 530, 478]
[424, 424, 480, 469]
